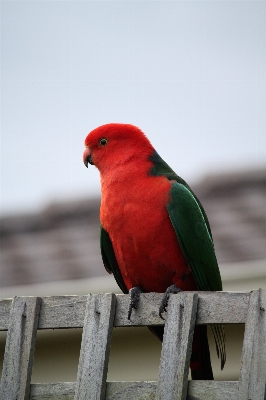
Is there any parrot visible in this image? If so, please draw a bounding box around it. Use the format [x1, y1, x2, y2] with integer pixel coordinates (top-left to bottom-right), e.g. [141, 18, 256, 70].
[83, 123, 226, 380]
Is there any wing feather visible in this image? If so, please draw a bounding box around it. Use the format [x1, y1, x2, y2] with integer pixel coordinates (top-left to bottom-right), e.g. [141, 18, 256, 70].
[167, 182, 222, 291]
[100, 226, 128, 294]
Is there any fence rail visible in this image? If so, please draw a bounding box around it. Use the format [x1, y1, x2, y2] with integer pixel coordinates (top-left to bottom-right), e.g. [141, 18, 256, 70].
[0, 289, 265, 399]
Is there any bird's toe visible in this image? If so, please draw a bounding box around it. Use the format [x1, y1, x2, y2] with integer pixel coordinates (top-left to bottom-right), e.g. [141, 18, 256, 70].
[159, 284, 182, 319]
[128, 286, 142, 320]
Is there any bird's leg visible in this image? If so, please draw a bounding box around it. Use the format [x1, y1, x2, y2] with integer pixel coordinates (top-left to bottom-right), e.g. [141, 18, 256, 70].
[128, 286, 142, 320]
[159, 284, 182, 319]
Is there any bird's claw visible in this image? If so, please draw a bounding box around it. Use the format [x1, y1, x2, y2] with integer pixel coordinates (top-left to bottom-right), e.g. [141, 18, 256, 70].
[159, 284, 182, 319]
[128, 286, 142, 320]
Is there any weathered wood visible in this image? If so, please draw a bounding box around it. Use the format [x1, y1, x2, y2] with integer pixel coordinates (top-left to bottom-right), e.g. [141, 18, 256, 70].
[196, 291, 249, 325]
[237, 289, 266, 400]
[0, 292, 250, 330]
[28, 381, 244, 400]
[0, 291, 265, 400]
[30, 382, 76, 399]
[0, 296, 41, 400]
[156, 293, 198, 400]
[39, 295, 87, 329]
[187, 380, 239, 400]
[74, 293, 116, 400]
[114, 291, 249, 326]
[29, 382, 157, 400]
[106, 381, 157, 400]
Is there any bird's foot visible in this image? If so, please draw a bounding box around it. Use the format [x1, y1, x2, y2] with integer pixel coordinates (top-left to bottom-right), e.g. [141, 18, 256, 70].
[159, 284, 182, 319]
[128, 286, 142, 320]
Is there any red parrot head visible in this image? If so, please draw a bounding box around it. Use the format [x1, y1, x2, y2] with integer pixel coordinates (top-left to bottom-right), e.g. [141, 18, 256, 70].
[83, 123, 154, 172]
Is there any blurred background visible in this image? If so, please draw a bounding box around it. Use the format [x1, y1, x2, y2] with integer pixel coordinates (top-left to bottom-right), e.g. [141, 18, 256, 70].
[1, 0, 266, 387]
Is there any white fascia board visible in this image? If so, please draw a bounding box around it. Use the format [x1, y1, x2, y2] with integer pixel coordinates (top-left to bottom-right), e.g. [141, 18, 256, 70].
[0, 259, 265, 299]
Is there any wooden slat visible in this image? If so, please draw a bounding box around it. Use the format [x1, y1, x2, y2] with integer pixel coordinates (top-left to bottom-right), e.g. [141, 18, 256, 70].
[237, 289, 266, 400]
[196, 291, 249, 324]
[0, 296, 41, 400]
[30, 382, 76, 400]
[38, 295, 87, 329]
[74, 293, 116, 400]
[187, 380, 239, 400]
[156, 293, 198, 400]
[0, 292, 250, 330]
[28, 381, 241, 400]
[106, 381, 157, 400]
[114, 291, 249, 326]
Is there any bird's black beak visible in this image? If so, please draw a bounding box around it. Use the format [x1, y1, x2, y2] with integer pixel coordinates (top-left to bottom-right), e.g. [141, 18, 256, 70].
[84, 154, 94, 167]
[83, 148, 94, 167]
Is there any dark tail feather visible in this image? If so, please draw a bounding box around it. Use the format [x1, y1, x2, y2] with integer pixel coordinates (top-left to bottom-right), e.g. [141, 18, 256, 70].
[148, 325, 213, 380]
[190, 325, 213, 380]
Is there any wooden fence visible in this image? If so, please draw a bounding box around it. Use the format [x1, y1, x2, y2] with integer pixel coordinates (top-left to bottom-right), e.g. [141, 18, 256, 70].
[0, 289, 265, 400]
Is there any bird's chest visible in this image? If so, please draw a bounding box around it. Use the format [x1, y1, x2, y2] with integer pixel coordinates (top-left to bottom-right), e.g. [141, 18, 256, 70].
[100, 176, 171, 243]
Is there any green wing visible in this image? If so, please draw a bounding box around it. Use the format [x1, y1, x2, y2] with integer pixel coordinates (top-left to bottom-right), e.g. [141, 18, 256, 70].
[100, 225, 128, 294]
[167, 182, 222, 291]
[150, 150, 222, 290]
[150, 151, 225, 368]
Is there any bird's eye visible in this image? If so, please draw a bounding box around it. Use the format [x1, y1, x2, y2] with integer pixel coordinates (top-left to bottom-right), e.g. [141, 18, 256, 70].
[99, 138, 108, 146]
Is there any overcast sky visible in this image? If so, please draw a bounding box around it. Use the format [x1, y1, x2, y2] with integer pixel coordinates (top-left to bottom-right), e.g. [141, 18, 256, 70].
[1, 1, 266, 215]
